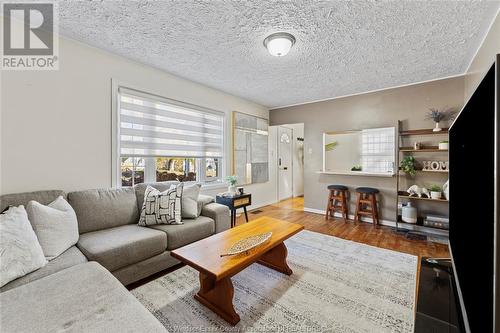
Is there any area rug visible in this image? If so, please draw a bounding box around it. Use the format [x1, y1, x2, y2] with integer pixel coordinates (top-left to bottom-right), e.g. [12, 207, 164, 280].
[131, 230, 417, 333]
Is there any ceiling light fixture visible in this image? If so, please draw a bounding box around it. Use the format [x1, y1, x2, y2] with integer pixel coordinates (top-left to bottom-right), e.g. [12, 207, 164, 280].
[263, 32, 296, 57]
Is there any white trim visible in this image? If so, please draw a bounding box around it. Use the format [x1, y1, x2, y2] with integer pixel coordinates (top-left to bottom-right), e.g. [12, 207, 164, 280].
[270, 73, 466, 110]
[304, 207, 395, 228]
[304, 207, 450, 236]
[317, 170, 395, 177]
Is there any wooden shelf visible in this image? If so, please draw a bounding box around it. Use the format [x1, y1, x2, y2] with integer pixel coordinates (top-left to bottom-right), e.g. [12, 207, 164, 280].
[399, 128, 449, 136]
[400, 146, 448, 152]
[396, 216, 449, 234]
[399, 169, 448, 174]
[398, 191, 448, 202]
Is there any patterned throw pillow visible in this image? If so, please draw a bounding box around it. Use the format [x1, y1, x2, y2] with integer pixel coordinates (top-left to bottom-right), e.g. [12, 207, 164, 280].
[138, 184, 183, 226]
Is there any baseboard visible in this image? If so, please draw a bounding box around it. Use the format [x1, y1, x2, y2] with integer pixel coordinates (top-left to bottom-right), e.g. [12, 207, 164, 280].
[303, 207, 397, 228]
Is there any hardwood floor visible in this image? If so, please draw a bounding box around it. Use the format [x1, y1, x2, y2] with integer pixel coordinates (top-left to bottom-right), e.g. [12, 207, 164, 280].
[129, 196, 449, 290]
[235, 197, 450, 259]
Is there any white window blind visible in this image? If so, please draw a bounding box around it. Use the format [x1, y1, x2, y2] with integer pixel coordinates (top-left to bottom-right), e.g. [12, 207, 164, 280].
[118, 88, 224, 158]
[360, 127, 395, 173]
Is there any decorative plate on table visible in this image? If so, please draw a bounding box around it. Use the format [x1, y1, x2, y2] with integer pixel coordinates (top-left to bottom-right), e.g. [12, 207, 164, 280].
[220, 232, 272, 257]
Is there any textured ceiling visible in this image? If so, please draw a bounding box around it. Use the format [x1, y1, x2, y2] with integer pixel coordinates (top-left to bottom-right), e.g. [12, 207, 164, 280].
[58, 1, 499, 108]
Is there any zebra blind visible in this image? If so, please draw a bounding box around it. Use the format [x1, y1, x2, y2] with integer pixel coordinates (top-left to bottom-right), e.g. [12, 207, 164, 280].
[118, 88, 224, 158]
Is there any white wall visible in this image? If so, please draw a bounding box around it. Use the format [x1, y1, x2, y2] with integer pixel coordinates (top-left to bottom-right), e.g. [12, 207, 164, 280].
[1, 36, 277, 209]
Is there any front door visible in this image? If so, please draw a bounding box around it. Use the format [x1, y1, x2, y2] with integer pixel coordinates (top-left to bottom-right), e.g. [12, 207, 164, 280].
[278, 126, 293, 201]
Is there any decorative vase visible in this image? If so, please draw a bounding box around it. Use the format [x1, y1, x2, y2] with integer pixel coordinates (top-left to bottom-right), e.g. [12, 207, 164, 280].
[443, 180, 449, 200]
[430, 191, 442, 200]
[433, 122, 442, 132]
[402, 202, 417, 224]
[228, 185, 237, 196]
[438, 142, 448, 150]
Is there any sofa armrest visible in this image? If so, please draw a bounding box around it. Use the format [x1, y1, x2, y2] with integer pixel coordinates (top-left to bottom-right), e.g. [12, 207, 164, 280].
[201, 203, 231, 233]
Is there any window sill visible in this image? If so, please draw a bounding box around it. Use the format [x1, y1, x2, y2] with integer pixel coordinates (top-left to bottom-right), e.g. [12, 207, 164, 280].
[317, 170, 395, 177]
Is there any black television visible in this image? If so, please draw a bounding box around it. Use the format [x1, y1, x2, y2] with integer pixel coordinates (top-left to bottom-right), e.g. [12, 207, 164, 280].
[449, 55, 499, 333]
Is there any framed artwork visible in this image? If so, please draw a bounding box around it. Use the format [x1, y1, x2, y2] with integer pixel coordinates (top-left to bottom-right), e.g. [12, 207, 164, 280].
[232, 111, 269, 185]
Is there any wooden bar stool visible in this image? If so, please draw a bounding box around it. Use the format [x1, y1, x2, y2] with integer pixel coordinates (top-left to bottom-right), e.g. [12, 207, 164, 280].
[325, 185, 349, 222]
[354, 187, 380, 226]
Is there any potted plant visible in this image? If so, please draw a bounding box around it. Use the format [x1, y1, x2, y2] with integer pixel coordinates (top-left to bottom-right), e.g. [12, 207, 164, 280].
[428, 184, 442, 199]
[400, 156, 417, 176]
[351, 165, 362, 171]
[438, 140, 449, 150]
[226, 175, 238, 196]
[426, 107, 456, 132]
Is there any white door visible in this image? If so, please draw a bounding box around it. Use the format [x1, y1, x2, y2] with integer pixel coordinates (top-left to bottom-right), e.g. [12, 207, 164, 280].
[278, 126, 293, 201]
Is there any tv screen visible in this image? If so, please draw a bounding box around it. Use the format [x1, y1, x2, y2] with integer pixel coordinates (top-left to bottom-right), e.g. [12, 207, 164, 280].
[449, 63, 496, 332]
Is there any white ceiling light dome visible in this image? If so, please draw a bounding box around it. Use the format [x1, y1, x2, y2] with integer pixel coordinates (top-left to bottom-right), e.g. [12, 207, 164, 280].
[263, 32, 296, 57]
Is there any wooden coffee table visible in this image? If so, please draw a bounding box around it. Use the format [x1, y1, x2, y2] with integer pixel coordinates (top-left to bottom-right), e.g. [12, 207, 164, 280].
[170, 216, 304, 325]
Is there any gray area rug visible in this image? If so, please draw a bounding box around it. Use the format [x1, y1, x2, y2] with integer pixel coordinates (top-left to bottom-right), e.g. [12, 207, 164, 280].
[132, 230, 417, 333]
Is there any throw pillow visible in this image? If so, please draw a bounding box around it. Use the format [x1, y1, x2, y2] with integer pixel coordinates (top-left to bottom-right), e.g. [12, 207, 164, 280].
[26, 196, 79, 261]
[139, 183, 183, 226]
[182, 183, 202, 219]
[197, 194, 215, 216]
[0, 206, 47, 287]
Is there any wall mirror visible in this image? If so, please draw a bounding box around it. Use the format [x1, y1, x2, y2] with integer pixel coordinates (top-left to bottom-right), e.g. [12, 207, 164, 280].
[232, 111, 269, 185]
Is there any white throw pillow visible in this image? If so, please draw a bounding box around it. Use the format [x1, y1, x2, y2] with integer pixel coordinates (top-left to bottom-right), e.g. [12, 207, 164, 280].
[197, 194, 215, 216]
[26, 196, 79, 261]
[0, 206, 47, 287]
[139, 183, 183, 226]
[182, 183, 202, 219]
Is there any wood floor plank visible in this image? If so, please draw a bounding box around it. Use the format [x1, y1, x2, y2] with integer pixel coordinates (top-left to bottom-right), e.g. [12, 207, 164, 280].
[235, 197, 450, 260]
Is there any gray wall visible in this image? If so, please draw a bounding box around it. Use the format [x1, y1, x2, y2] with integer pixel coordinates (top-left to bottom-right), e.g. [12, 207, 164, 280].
[464, 12, 500, 100]
[269, 76, 464, 222]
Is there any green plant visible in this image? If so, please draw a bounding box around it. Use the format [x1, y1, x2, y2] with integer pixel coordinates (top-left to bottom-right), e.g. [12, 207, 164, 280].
[428, 184, 441, 192]
[426, 107, 456, 122]
[440, 140, 448, 144]
[400, 156, 417, 176]
[351, 165, 362, 171]
[226, 175, 237, 186]
[325, 141, 338, 151]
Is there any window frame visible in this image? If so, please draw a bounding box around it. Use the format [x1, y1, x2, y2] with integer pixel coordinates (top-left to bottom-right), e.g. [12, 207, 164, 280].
[112, 80, 227, 188]
[359, 127, 396, 174]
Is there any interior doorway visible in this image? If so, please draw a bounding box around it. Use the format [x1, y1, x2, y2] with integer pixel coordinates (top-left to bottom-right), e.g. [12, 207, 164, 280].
[277, 124, 304, 202]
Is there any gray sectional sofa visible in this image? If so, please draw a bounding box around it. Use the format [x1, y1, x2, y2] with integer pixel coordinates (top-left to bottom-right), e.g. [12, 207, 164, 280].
[0, 181, 231, 332]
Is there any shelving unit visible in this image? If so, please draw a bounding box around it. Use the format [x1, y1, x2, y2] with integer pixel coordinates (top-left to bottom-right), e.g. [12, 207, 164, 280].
[396, 121, 450, 238]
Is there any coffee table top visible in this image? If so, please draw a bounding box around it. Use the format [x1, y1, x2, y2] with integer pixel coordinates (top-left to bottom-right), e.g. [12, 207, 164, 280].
[171, 217, 303, 281]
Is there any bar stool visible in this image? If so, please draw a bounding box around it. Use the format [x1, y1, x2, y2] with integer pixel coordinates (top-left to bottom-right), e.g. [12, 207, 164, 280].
[354, 187, 380, 225]
[325, 185, 349, 222]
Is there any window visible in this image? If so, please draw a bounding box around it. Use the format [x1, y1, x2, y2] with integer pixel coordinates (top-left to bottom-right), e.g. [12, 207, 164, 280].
[116, 87, 225, 187]
[360, 127, 395, 174]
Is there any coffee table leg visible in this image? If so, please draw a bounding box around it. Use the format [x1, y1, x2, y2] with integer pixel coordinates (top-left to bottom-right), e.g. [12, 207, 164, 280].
[195, 273, 240, 325]
[258, 242, 293, 275]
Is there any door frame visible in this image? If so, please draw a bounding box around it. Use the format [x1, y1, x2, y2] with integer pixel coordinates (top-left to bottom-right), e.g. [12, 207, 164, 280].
[277, 125, 294, 202]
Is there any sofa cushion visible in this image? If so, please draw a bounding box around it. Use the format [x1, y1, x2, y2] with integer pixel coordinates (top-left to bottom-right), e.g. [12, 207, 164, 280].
[1, 246, 87, 293]
[150, 215, 215, 250]
[68, 187, 139, 233]
[182, 183, 202, 218]
[0, 190, 66, 213]
[77, 225, 167, 271]
[135, 181, 179, 212]
[0, 206, 47, 287]
[138, 184, 183, 226]
[0, 262, 166, 333]
[26, 196, 79, 260]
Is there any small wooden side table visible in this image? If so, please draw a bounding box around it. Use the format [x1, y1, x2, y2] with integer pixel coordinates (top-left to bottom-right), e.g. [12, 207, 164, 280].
[216, 193, 251, 228]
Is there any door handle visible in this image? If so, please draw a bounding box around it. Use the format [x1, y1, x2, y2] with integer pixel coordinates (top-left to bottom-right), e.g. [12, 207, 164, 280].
[278, 158, 282, 166]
